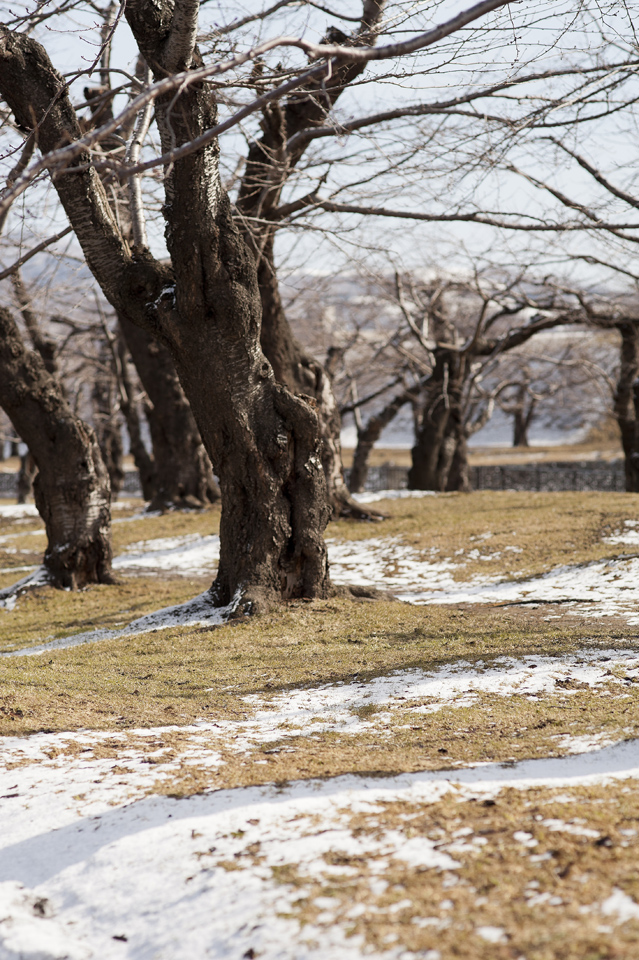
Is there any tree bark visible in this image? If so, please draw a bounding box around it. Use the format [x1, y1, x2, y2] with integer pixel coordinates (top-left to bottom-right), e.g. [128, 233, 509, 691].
[513, 408, 529, 447]
[16, 451, 36, 504]
[92, 347, 125, 498]
[614, 322, 639, 492]
[0, 306, 113, 588]
[235, 4, 386, 520]
[117, 314, 219, 509]
[255, 243, 376, 517]
[510, 387, 535, 447]
[445, 432, 471, 492]
[116, 330, 157, 502]
[408, 356, 453, 490]
[16, 450, 38, 503]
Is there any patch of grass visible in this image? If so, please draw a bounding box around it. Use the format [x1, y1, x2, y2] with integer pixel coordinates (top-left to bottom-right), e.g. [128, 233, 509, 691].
[152, 682, 639, 798]
[0, 576, 210, 654]
[0, 595, 632, 738]
[332, 490, 639, 582]
[110, 504, 220, 555]
[261, 782, 639, 959]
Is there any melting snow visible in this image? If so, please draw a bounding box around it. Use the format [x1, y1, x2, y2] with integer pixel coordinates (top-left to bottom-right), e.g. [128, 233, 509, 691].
[0, 504, 39, 519]
[401, 554, 639, 624]
[1, 735, 639, 959]
[604, 520, 639, 546]
[113, 534, 220, 575]
[600, 888, 639, 923]
[239, 649, 639, 738]
[352, 490, 438, 504]
[476, 926, 508, 944]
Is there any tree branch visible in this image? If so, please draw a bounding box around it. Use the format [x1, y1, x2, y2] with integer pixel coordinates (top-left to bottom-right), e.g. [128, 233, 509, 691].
[313, 199, 639, 234]
[0, 226, 72, 281]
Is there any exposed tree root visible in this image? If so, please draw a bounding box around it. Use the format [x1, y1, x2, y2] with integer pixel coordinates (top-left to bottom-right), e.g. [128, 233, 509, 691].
[0, 567, 50, 609]
[330, 582, 399, 602]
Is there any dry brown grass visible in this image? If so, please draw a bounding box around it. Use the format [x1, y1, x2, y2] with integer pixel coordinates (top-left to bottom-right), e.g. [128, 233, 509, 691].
[330, 490, 639, 581]
[259, 782, 639, 959]
[1, 492, 637, 959]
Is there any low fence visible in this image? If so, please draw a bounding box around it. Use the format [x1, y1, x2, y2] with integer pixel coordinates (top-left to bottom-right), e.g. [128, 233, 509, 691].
[0, 459, 627, 501]
[470, 460, 626, 492]
[344, 459, 627, 493]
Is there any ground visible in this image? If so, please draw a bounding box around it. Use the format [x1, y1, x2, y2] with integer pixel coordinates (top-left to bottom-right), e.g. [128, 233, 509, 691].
[1, 489, 638, 959]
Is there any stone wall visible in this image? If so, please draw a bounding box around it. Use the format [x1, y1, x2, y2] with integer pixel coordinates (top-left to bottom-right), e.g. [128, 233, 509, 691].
[344, 460, 626, 493]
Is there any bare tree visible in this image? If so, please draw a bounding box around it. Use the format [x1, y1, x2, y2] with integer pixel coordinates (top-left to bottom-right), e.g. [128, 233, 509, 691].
[0, 306, 113, 587]
[0, 0, 606, 610]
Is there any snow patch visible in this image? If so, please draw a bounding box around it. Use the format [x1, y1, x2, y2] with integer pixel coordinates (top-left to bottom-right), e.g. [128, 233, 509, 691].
[352, 490, 438, 503]
[0, 504, 39, 519]
[237, 649, 639, 739]
[1, 591, 227, 658]
[604, 520, 639, 546]
[601, 888, 639, 924]
[2, 739, 639, 959]
[113, 534, 220, 575]
[476, 926, 508, 944]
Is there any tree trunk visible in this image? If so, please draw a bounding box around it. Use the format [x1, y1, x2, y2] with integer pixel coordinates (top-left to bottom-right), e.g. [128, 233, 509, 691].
[0, 19, 329, 612]
[233, 6, 386, 522]
[349, 435, 376, 494]
[408, 358, 451, 490]
[614, 323, 639, 492]
[256, 242, 378, 519]
[349, 382, 421, 493]
[446, 432, 472, 492]
[16, 451, 36, 503]
[513, 408, 528, 447]
[409, 351, 470, 492]
[512, 390, 535, 448]
[92, 348, 125, 498]
[116, 331, 157, 502]
[0, 306, 113, 588]
[118, 314, 220, 509]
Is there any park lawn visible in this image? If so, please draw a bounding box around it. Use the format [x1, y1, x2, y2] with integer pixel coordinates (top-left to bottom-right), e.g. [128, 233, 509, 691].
[0, 597, 636, 783]
[0, 490, 638, 748]
[330, 490, 639, 582]
[265, 779, 639, 960]
[1, 492, 639, 960]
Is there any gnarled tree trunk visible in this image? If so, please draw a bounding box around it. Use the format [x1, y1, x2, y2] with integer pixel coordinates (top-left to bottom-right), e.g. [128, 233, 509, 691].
[0, 306, 113, 588]
[235, 4, 386, 521]
[256, 244, 370, 517]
